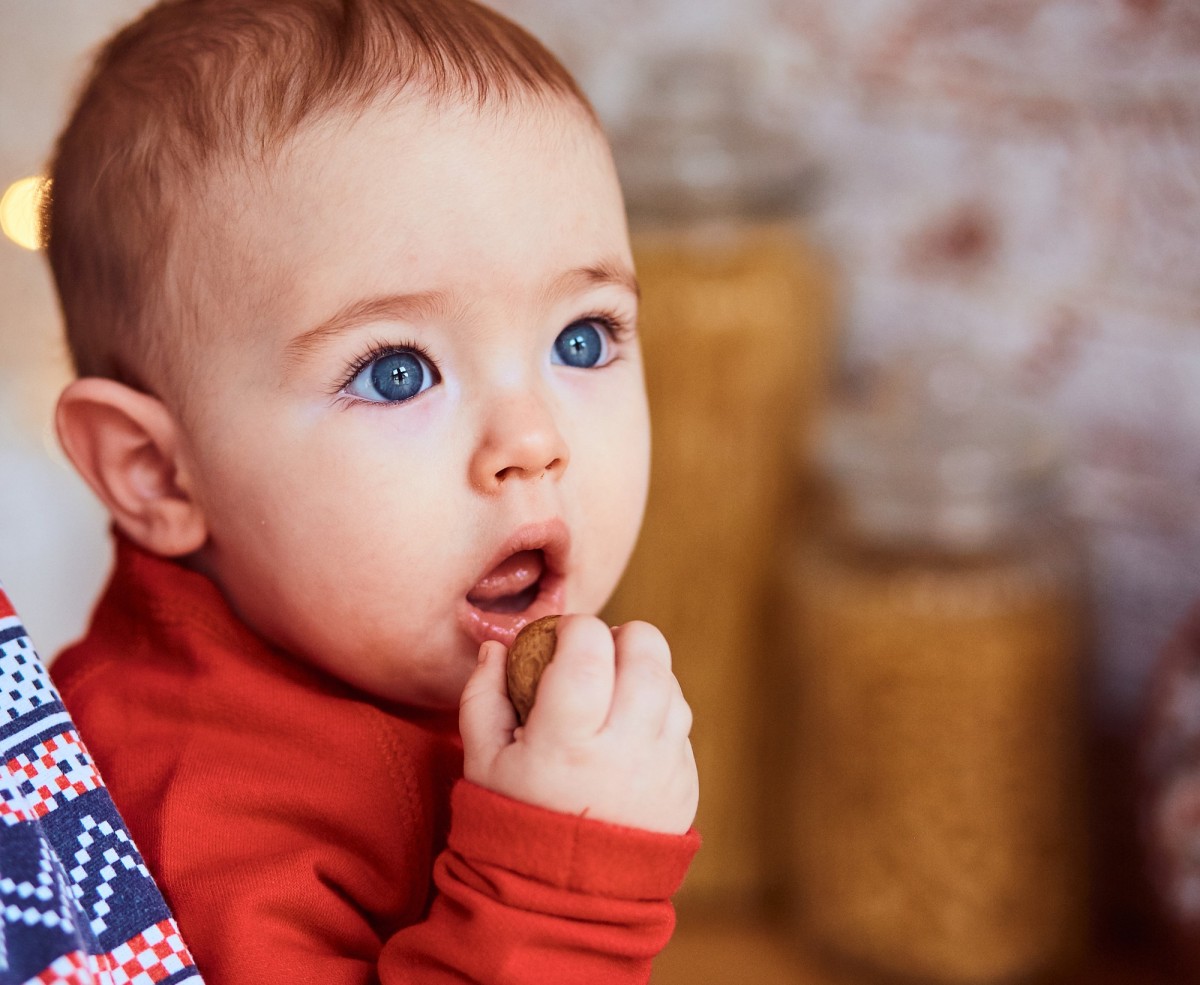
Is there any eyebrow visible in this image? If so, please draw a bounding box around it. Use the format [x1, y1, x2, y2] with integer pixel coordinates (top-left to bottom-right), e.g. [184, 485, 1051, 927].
[284, 258, 640, 366]
[284, 290, 450, 366]
[541, 259, 641, 307]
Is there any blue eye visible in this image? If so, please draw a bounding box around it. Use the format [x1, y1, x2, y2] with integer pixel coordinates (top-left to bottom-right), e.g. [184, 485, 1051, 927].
[552, 321, 607, 369]
[344, 348, 437, 404]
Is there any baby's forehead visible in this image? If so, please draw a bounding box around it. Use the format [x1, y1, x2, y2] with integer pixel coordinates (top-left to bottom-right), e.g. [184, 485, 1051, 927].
[178, 92, 619, 341]
[183, 98, 486, 275]
[205, 92, 598, 227]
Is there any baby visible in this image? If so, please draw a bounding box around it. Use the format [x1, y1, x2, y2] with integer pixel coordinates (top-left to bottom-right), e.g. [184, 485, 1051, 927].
[44, 0, 699, 981]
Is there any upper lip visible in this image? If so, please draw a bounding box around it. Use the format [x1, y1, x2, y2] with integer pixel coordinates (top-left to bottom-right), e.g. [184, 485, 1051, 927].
[466, 517, 570, 599]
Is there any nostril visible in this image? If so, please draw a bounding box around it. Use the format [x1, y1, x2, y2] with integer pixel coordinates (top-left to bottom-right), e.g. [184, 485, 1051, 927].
[495, 457, 562, 483]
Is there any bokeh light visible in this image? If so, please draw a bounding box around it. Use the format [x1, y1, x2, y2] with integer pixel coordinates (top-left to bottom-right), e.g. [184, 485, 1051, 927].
[0, 176, 50, 251]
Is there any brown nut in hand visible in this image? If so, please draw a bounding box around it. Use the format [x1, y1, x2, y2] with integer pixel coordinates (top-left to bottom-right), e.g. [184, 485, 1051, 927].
[506, 614, 560, 724]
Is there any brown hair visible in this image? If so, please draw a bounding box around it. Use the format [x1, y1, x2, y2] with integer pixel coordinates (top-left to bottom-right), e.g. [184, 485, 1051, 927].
[45, 0, 592, 396]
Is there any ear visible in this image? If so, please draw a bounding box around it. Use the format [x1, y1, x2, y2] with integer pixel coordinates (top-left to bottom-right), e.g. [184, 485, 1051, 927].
[55, 378, 208, 557]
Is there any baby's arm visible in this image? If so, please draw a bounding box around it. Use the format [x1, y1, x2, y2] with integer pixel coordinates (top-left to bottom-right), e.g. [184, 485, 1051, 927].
[378, 616, 699, 982]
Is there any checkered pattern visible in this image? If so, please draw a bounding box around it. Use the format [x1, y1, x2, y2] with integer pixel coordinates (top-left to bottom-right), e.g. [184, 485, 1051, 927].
[35, 919, 196, 985]
[0, 634, 55, 724]
[105, 920, 194, 984]
[1, 833, 75, 935]
[1, 732, 103, 825]
[71, 815, 154, 938]
[33, 952, 89, 985]
[0, 584, 204, 985]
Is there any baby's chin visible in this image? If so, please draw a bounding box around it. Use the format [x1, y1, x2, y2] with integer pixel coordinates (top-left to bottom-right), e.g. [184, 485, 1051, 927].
[273, 630, 475, 714]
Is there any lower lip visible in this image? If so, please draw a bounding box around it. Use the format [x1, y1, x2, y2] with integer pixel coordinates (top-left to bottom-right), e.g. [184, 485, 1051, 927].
[458, 575, 565, 649]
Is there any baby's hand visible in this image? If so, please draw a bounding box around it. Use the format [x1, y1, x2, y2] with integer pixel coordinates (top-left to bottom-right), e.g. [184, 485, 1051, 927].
[460, 616, 698, 835]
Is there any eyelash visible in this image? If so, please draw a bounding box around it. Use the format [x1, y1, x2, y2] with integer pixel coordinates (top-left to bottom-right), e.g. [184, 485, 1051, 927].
[330, 309, 636, 401]
[333, 336, 435, 397]
[582, 310, 636, 349]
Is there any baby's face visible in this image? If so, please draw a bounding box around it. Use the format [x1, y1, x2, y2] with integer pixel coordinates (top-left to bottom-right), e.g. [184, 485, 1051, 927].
[174, 96, 649, 709]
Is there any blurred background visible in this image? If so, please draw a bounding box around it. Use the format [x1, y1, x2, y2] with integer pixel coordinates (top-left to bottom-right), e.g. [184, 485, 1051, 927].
[3, 1, 1200, 982]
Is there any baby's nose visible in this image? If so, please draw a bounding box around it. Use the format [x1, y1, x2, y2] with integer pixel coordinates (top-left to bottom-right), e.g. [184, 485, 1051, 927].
[469, 391, 569, 492]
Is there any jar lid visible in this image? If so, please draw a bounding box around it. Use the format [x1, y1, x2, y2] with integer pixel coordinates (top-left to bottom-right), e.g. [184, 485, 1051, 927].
[611, 49, 815, 223]
[818, 347, 1062, 549]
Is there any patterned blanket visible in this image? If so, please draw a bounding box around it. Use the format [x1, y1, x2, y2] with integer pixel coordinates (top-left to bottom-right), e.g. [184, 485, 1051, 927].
[0, 586, 202, 985]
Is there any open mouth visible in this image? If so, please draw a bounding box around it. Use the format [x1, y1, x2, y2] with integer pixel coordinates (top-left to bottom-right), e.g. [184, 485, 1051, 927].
[459, 521, 568, 648]
[466, 549, 546, 614]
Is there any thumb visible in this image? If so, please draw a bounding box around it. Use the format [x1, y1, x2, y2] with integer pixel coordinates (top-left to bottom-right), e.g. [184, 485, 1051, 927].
[459, 640, 517, 779]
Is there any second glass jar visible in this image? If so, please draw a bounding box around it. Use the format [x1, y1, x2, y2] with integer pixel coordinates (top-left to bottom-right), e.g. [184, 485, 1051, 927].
[789, 349, 1090, 984]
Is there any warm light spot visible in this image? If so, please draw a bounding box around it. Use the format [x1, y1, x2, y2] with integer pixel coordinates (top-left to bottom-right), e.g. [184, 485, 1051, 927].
[1, 176, 50, 251]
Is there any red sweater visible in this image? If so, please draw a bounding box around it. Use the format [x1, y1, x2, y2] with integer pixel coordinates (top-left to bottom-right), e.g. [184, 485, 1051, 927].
[52, 539, 699, 984]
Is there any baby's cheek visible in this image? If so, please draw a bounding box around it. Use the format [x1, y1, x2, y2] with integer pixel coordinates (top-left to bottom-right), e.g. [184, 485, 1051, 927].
[610, 443, 651, 538]
[581, 488, 646, 609]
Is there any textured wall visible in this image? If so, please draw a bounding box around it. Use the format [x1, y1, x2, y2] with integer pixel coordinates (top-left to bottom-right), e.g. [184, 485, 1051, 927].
[497, 0, 1200, 733]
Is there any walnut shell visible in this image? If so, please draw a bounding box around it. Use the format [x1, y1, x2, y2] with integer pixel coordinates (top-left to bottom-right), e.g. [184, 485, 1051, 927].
[506, 615, 560, 724]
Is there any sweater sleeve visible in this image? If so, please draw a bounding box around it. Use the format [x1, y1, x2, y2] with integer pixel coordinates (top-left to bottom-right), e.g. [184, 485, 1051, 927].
[380, 780, 701, 984]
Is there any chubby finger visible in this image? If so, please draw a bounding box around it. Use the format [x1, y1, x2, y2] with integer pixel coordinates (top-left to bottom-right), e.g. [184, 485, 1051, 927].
[661, 685, 694, 741]
[460, 640, 518, 779]
[527, 614, 615, 739]
[607, 621, 677, 735]
[611, 621, 672, 670]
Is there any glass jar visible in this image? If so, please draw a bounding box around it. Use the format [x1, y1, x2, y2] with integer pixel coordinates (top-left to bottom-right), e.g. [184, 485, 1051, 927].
[603, 50, 836, 909]
[789, 348, 1090, 984]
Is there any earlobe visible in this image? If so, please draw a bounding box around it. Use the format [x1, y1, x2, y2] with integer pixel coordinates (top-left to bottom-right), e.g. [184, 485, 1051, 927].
[55, 378, 207, 557]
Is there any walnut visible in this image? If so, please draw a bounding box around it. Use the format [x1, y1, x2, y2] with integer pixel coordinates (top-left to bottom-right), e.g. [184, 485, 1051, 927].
[506, 615, 560, 724]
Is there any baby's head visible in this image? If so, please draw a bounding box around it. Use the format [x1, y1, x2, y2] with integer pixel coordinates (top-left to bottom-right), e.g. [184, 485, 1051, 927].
[49, 0, 650, 709]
